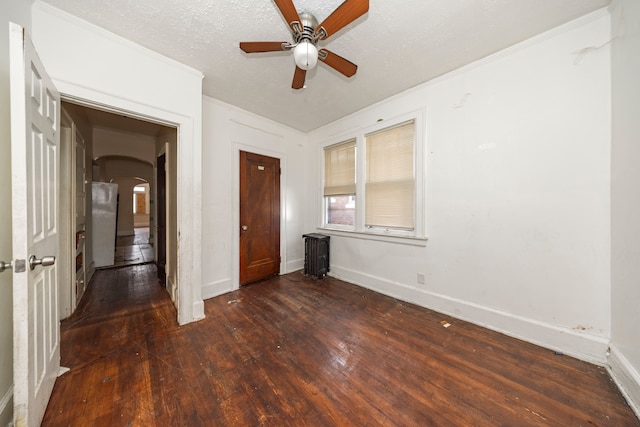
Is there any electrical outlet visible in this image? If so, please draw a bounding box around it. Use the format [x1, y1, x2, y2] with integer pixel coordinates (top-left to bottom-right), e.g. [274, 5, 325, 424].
[417, 272, 425, 284]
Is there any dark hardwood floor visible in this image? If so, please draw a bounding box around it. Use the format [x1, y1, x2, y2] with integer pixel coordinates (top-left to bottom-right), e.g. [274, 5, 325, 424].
[43, 265, 639, 426]
[113, 227, 153, 267]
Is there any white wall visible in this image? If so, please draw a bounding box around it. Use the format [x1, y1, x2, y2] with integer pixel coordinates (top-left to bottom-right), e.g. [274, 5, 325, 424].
[97, 158, 153, 183]
[112, 177, 144, 237]
[307, 11, 612, 363]
[31, 1, 205, 324]
[609, 0, 640, 417]
[93, 127, 157, 165]
[0, 1, 34, 424]
[201, 97, 308, 299]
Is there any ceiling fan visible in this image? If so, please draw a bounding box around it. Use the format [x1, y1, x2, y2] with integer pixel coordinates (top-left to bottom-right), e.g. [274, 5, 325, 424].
[239, 0, 369, 89]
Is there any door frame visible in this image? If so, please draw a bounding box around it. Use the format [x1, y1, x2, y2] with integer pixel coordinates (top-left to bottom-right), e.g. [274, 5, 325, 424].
[239, 150, 281, 285]
[59, 108, 74, 319]
[55, 81, 204, 325]
[232, 144, 287, 290]
[156, 152, 167, 285]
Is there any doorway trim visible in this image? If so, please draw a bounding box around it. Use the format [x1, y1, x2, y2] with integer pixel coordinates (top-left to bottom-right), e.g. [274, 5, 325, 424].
[56, 80, 204, 325]
[232, 144, 287, 290]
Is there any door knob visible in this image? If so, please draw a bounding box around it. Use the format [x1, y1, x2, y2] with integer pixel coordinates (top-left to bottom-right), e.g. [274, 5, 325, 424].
[29, 255, 56, 271]
[241, 225, 248, 232]
[0, 260, 12, 273]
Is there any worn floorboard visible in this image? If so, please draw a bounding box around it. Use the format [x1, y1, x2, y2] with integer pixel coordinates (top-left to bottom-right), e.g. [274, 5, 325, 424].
[42, 265, 640, 426]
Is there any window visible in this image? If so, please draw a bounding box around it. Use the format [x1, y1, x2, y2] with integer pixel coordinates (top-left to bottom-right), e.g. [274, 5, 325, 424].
[365, 121, 415, 231]
[323, 139, 356, 228]
[326, 195, 356, 226]
[321, 115, 423, 241]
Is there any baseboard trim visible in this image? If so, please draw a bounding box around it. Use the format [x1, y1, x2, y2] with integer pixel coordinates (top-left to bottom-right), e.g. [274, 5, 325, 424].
[192, 300, 205, 323]
[0, 384, 13, 423]
[329, 265, 609, 365]
[167, 276, 177, 302]
[202, 278, 234, 300]
[285, 259, 304, 274]
[201, 264, 304, 301]
[608, 345, 640, 419]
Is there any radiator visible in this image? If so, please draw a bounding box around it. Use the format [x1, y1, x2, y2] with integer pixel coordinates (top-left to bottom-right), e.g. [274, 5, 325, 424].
[302, 233, 330, 279]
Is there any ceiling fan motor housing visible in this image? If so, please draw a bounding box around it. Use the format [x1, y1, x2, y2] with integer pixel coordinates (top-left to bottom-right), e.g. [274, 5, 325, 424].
[295, 12, 319, 45]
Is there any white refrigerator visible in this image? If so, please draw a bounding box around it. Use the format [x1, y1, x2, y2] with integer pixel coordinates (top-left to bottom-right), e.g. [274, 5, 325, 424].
[92, 182, 118, 267]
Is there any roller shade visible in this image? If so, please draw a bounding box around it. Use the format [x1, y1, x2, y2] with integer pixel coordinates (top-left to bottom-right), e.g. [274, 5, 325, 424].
[324, 139, 356, 196]
[365, 121, 415, 230]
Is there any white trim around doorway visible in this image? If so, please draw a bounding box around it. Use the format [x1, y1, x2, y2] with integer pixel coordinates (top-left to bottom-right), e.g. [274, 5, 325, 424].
[55, 80, 204, 325]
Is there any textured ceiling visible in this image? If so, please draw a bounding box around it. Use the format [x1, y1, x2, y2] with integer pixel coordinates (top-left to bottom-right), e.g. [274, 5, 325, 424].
[40, 0, 610, 132]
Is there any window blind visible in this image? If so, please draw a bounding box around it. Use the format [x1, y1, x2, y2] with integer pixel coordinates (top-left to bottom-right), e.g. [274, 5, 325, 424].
[365, 121, 415, 230]
[324, 139, 356, 196]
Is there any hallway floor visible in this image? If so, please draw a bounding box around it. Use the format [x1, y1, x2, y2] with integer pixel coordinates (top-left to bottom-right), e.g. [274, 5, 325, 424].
[114, 227, 153, 267]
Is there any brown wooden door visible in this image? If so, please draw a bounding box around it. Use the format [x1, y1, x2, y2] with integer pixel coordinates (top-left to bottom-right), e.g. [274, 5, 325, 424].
[135, 193, 146, 213]
[156, 153, 167, 285]
[240, 151, 281, 285]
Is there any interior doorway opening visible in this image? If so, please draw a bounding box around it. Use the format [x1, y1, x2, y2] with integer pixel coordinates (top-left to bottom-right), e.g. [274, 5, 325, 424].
[60, 100, 179, 318]
[133, 183, 151, 227]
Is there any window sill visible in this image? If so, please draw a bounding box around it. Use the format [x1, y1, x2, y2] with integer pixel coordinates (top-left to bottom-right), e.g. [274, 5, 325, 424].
[316, 227, 428, 247]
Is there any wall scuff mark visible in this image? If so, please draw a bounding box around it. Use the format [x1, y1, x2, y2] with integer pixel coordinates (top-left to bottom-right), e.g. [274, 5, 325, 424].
[573, 39, 615, 65]
[452, 92, 472, 109]
[574, 6, 625, 66]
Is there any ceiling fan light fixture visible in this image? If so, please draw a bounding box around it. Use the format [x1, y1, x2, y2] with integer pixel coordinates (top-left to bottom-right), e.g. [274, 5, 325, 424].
[239, 0, 369, 89]
[293, 41, 318, 70]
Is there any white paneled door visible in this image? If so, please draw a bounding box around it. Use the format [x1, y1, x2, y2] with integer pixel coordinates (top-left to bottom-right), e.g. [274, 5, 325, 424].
[10, 23, 61, 427]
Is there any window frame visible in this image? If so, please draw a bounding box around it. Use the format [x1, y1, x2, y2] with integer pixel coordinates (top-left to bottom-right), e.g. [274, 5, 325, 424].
[322, 139, 357, 231]
[319, 110, 426, 244]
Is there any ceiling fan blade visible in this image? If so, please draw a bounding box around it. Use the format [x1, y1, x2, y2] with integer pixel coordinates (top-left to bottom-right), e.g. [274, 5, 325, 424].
[315, 0, 369, 40]
[318, 49, 357, 77]
[274, 0, 302, 34]
[240, 41, 289, 53]
[292, 66, 306, 89]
